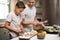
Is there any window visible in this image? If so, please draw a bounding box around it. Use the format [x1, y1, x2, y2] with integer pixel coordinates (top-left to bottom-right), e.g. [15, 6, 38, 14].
[0, 0, 10, 19]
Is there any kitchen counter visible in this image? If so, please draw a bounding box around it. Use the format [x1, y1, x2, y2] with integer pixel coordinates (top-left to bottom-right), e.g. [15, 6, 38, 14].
[0, 21, 60, 40]
[11, 34, 60, 40]
[44, 34, 60, 40]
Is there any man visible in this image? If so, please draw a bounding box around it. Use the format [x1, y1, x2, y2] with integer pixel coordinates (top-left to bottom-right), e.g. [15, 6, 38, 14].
[5, 1, 25, 39]
[22, 0, 40, 31]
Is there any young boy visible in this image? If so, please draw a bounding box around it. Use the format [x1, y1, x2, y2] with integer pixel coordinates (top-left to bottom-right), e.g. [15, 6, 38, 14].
[5, 1, 25, 39]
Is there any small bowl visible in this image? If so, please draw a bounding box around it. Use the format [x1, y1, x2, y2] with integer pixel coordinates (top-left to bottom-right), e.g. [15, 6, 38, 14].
[19, 38, 29, 40]
[37, 35, 45, 39]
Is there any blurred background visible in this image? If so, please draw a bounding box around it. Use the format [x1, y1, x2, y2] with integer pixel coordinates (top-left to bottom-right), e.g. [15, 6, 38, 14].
[0, 0, 60, 40]
[0, 0, 60, 26]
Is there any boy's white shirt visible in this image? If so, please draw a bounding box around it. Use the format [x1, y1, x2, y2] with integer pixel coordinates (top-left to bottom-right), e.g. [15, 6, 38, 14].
[6, 11, 22, 38]
[21, 5, 36, 31]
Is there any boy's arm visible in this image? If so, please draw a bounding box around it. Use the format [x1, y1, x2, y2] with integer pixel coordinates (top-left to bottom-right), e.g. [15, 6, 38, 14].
[20, 23, 27, 32]
[5, 21, 21, 34]
[20, 24, 24, 30]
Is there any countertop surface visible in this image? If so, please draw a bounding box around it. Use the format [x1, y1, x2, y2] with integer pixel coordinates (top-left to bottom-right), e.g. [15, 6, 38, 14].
[0, 21, 60, 40]
[44, 34, 60, 40]
[11, 34, 60, 40]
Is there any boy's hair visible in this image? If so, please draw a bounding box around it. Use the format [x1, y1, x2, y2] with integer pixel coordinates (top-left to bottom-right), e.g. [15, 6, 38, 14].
[16, 1, 25, 8]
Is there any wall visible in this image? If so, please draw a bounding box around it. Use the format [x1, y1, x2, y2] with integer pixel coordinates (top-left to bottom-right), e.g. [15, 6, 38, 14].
[10, 0, 18, 11]
[56, 0, 60, 25]
[45, 0, 57, 25]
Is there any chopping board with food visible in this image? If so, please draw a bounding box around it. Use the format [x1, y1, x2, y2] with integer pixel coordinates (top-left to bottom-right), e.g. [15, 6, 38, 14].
[19, 30, 37, 39]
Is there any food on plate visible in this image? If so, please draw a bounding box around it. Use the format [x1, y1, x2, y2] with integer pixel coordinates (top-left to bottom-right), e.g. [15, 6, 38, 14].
[33, 24, 44, 31]
[24, 32, 30, 37]
[19, 33, 24, 36]
[19, 30, 37, 38]
[38, 31, 47, 36]
[45, 27, 58, 32]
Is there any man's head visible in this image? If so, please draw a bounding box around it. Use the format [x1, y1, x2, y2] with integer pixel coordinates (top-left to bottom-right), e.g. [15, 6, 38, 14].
[15, 1, 25, 15]
[27, 0, 36, 8]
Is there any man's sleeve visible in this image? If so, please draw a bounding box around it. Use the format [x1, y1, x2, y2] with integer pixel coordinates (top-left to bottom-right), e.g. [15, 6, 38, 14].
[34, 8, 37, 20]
[35, 8, 37, 17]
[34, 7, 37, 18]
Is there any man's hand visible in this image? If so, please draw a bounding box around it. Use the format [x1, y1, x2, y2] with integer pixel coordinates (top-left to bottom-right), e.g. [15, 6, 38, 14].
[32, 22, 37, 25]
[32, 21, 40, 26]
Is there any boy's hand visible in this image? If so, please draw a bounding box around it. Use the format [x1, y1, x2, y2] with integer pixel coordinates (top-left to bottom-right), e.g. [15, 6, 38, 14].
[21, 29, 27, 33]
[15, 30, 21, 34]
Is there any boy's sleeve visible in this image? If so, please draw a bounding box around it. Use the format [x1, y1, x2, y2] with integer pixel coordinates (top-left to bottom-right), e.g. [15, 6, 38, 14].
[21, 13, 25, 19]
[6, 13, 12, 22]
[21, 9, 27, 20]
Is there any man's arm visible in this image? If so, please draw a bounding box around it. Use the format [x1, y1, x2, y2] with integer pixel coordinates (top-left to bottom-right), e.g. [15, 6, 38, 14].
[32, 17, 40, 25]
[22, 19, 32, 25]
[34, 17, 46, 27]
[22, 17, 39, 25]
[34, 17, 40, 23]
[5, 21, 20, 34]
